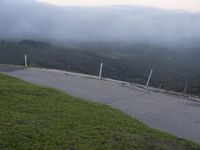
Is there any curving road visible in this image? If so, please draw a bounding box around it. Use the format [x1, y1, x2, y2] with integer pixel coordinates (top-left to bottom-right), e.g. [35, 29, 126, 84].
[1, 66, 200, 143]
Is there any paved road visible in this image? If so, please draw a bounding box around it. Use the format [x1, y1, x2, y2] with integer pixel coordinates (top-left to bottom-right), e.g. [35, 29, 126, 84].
[0, 64, 25, 72]
[2, 67, 200, 143]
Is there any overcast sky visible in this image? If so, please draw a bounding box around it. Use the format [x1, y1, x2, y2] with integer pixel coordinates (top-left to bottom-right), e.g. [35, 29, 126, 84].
[37, 0, 200, 12]
[0, 0, 200, 49]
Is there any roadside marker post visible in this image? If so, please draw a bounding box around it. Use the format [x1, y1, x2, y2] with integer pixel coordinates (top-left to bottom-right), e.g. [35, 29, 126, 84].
[146, 69, 153, 87]
[99, 62, 103, 78]
[25, 54, 27, 67]
[183, 81, 188, 94]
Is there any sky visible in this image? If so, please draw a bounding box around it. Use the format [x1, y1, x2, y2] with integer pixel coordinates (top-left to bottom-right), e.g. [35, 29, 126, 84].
[37, 0, 200, 12]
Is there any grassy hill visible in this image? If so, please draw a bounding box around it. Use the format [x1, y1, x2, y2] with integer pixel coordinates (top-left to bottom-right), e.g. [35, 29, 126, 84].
[1, 40, 200, 95]
[0, 73, 200, 150]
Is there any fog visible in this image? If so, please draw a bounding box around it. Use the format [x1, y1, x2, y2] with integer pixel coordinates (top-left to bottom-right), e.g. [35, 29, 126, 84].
[0, 0, 200, 48]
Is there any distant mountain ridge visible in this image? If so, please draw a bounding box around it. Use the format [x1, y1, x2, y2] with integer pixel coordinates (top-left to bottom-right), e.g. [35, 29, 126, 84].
[1, 40, 200, 95]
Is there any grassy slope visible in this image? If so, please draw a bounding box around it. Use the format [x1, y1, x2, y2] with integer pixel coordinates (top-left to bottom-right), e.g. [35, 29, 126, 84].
[0, 73, 199, 150]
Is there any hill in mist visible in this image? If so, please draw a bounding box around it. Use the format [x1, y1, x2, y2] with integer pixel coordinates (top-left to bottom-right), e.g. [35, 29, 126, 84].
[1, 40, 200, 96]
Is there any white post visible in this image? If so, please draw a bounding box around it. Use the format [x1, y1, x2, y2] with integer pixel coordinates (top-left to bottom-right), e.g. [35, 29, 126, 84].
[146, 69, 153, 87]
[183, 81, 188, 94]
[99, 63, 103, 78]
[24, 54, 27, 67]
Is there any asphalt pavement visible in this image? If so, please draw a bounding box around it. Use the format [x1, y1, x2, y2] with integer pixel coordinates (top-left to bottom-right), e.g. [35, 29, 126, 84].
[1, 66, 200, 143]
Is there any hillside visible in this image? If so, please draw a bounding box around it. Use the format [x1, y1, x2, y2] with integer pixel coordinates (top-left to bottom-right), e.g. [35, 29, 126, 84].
[0, 73, 200, 149]
[1, 40, 200, 95]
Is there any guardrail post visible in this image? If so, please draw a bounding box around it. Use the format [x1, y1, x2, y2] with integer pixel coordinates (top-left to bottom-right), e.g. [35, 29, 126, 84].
[24, 54, 27, 67]
[146, 69, 153, 87]
[99, 63, 103, 78]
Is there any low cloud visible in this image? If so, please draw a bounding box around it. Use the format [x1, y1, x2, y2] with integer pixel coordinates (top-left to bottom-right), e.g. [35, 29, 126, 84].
[0, 0, 200, 48]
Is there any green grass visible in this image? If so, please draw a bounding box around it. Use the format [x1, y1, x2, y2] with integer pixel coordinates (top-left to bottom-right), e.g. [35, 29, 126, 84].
[0, 73, 200, 150]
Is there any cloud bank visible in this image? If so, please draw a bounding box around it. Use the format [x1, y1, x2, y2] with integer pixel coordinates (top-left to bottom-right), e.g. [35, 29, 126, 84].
[0, 0, 200, 48]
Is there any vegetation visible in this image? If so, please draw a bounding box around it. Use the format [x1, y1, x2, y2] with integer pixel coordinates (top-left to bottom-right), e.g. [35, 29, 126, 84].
[0, 73, 200, 150]
[1, 40, 200, 95]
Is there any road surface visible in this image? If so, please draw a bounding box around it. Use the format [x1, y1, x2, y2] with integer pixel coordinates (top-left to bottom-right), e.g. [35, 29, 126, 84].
[1, 66, 200, 143]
